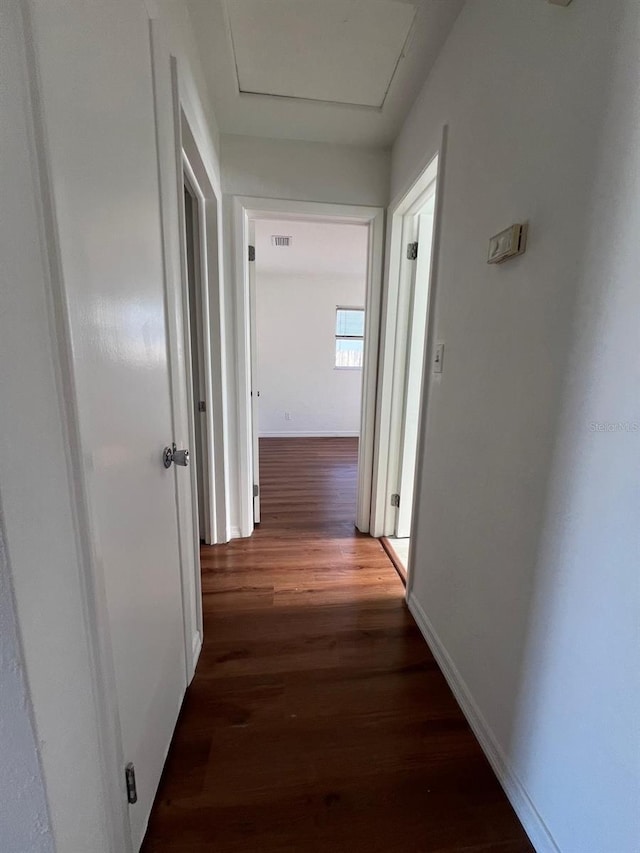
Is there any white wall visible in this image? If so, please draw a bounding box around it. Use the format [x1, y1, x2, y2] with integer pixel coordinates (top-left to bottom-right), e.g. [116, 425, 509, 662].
[222, 134, 390, 207]
[255, 219, 367, 437]
[1, 2, 114, 849]
[393, 2, 640, 851]
[0, 526, 53, 853]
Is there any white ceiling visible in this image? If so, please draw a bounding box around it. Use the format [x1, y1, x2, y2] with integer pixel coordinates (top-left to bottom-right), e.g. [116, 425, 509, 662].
[228, 0, 416, 108]
[186, 0, 465, 147]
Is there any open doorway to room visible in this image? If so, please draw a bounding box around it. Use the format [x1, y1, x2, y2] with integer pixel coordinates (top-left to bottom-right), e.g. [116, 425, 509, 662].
[233, 198, 385, 539]
[373, 145, 443, 584]
[249, 217, 370, 529]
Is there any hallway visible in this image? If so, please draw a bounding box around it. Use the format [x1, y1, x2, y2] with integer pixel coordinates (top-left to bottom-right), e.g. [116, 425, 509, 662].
[143, 438, 532, 852]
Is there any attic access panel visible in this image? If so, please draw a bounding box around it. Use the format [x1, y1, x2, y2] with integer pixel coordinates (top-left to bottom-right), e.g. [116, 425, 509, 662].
[226, 0, 417, 109]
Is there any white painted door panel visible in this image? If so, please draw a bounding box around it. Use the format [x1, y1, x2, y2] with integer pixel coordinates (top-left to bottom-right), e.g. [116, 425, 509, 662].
[384, 214, 417, 534]
[397, 211, 435, 538]
[149, 23, 203, 682]
[28, 1, 187, 848]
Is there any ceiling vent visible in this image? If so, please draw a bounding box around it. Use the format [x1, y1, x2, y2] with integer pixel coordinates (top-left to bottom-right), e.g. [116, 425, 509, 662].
[271, 235, 292, 247]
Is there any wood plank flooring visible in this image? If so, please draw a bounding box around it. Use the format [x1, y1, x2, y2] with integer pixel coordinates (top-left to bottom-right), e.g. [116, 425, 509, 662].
[142, 437, 532, 853]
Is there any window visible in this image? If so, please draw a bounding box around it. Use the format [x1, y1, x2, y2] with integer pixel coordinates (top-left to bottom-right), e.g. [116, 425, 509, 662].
[335, 307, 365, 368]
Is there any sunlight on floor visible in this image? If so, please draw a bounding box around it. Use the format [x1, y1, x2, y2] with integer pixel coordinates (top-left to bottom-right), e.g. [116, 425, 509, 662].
[389, 537, 410, 573]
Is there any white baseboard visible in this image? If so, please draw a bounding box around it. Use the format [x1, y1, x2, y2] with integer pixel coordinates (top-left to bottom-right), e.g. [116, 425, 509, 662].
[211, 527, 242, 543]
[259, 430, 360, 438]
[407, 592, 559, 853]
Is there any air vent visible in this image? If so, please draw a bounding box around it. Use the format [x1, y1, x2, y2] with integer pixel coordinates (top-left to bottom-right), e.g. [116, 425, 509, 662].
[271, 235, 292, 247]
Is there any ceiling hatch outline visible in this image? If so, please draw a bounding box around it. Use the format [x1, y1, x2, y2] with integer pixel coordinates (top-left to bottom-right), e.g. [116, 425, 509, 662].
[223, 0, 418, 112]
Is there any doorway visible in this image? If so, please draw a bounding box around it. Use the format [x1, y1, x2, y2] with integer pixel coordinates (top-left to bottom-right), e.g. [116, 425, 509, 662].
[249, 217, 370, 527]
[371, 138, 445, 584]
[384, 184, 437, 578]
[233, 199, 385, 538]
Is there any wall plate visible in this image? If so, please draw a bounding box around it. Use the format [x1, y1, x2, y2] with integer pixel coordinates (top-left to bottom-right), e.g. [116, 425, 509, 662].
[487, 224, 528, 264]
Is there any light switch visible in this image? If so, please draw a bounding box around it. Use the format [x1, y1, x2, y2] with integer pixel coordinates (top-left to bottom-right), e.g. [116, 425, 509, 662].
[488, 224, 528, 264]
[433, 343, 444, 374]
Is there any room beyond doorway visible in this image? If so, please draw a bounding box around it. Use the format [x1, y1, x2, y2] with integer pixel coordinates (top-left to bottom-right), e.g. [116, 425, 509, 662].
[253, 219, 368, 443]
[251, 217, 368, 529]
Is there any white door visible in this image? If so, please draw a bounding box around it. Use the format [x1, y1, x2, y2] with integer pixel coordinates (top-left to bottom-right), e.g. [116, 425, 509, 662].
[249, 221, 261, 523]
[29, 3, 189, 848]
[396, 207, 436, 538]
[150, 24, 203, 684]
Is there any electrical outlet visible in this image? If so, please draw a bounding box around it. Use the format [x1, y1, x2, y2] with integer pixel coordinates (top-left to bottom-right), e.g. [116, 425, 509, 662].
[284, 411, 292, 421]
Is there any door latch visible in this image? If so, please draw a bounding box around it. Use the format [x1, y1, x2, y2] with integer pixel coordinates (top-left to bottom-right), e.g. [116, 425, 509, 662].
[163, 443, 190, 468]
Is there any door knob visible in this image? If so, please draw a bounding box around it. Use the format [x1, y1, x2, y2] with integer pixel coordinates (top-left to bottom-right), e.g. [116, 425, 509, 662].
[163, 443, 190, 468]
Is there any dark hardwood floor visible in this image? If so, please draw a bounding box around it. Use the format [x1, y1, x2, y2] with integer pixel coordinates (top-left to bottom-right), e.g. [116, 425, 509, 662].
[143, 437, 532, 852]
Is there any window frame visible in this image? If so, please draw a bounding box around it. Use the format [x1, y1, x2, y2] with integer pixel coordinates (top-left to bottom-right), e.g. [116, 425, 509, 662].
[334, 306, 365, 370]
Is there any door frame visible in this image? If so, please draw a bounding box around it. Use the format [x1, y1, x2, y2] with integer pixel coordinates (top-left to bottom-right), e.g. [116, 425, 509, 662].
[247, 219, 261, 524]
[232, 197, 385, 538]
[395, 200, 437, 538]
[179, 121, 230, 547]
[155, 41, 231, 665]
[181, 171, 213, 546]
[369, 127, 447, 558]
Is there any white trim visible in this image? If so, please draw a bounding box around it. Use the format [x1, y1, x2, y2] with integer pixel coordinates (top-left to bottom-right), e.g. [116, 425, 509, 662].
[181, 116, 230, 545]
[357, 207, 385, 533]
[232, 197, 385, 538]
[407, 593, 560, 853]
[259, 431, 361, 438]
[248, 219, 261, 524]
[232, 198, 254, 538]
[370, 127, 447, 540]
[182, 160, 213, 545]
[405, 128, 448, 599]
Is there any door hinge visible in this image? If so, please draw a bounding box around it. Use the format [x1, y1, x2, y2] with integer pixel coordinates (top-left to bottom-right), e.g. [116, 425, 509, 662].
[248, 245, 255, 262]
[198, 400, 206, 413]
[125, 763, 137, 805]
[253, 484, 259, 498]
[406, 242, 418, 260]
[390, 493, 400, 508]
